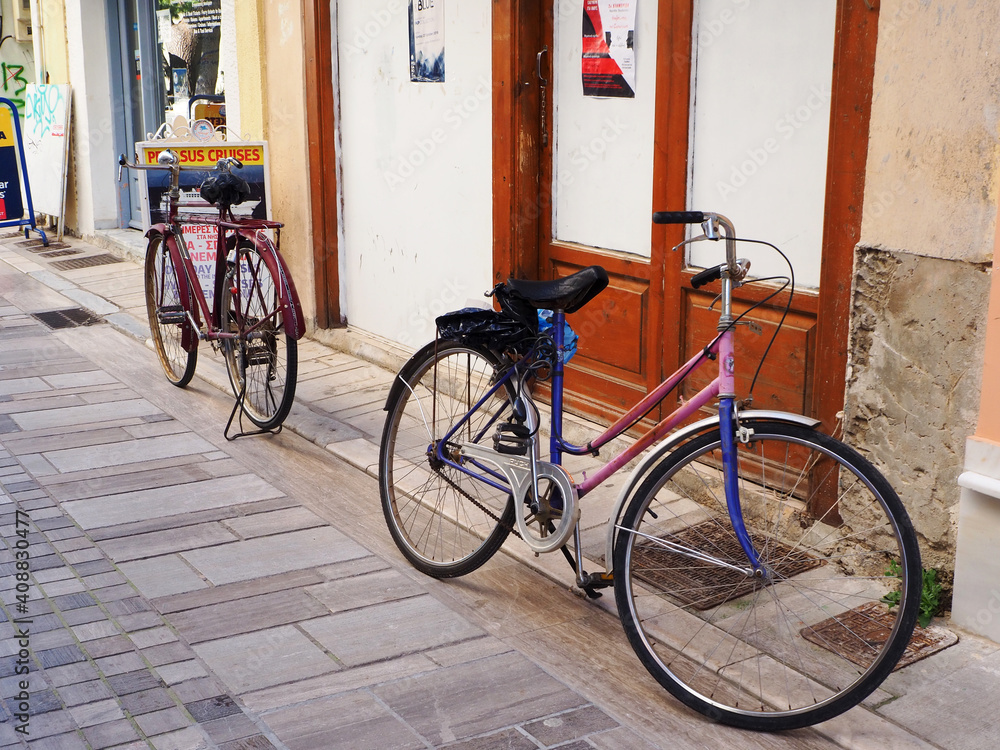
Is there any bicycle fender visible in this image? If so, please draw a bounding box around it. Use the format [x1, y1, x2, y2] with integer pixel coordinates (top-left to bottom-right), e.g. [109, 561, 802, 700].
[383, 340, 439, 412]
[240, 231, 306, 340]
[602, 410, 821, 573]
[147, 227, 199, 352]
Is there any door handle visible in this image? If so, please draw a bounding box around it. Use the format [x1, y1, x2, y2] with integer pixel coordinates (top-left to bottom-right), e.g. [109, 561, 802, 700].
[536, 46, 549, 86]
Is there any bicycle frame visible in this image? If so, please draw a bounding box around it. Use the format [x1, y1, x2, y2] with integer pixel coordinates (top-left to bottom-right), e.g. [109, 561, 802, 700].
[141, 154, 305, 345]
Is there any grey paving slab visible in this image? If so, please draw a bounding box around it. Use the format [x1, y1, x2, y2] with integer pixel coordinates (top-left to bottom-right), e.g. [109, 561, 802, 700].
[374, 651, 587, 747]
[195, 625, 339, 694]
[118, 556, 208, 600]
[43, 432, 217, 474]
[264, 690, 425, 750]
[301, 594, 485, 667]
[878, 648, 1000, 750]
[62, 474, 284, 530]
[220, 507, 326, 539]
[180, 526, 368, 586]
[168, 588, 330, 644]
[10, 399, 160, 433]
[99, 522, 240, 563]
[305, 568, 421, 613]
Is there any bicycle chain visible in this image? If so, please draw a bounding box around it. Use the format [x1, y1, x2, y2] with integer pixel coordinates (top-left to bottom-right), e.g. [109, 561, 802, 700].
[434, 467, 523, 541]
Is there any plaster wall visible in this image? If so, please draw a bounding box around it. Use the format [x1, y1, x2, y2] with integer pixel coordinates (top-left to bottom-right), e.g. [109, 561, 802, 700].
[63, 0, 118, 234]
[35, 0, 70, 85]
[336, 0, 494, 348]
[234, 0, 266, 142]
[860, 1, 1000, 262]
[256, 0, 314, 325]
[847, 1, 998, 570]
[0, 3, 34, 107]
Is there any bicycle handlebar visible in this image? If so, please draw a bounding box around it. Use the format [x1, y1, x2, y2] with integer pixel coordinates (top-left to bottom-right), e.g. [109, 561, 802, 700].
[653, 209, 739, 280]
[652, 211, 706, 225]
[117, 151, 243, 174]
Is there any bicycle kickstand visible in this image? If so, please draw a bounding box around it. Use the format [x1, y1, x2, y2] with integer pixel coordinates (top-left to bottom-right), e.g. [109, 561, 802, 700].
[223, 381, 282, 441]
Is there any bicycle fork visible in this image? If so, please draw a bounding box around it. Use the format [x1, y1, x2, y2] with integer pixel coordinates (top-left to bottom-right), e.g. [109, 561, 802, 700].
[716, 326, 765, 578]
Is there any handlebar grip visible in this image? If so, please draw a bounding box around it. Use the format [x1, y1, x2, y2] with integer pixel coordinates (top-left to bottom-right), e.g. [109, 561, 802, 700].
[653, 210, 706, 225]
[691, 264, 724, 289]
[118, 154, 127, 166]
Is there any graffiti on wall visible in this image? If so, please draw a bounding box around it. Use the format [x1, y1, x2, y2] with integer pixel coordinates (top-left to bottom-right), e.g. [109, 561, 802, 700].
[0, 16, 34, 114]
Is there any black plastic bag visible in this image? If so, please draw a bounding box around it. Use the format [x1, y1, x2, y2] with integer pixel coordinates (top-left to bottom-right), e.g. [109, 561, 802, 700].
[435, 308, 535, 354]
[200, 172, 252, 207]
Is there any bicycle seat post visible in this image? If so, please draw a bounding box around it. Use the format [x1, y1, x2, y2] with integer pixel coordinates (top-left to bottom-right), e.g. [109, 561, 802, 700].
[549, 309, 567, 466]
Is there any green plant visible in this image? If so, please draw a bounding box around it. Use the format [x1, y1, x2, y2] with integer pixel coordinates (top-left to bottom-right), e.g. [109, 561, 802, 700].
[158, 0, 196, 21]
[882, 561, 942, 628]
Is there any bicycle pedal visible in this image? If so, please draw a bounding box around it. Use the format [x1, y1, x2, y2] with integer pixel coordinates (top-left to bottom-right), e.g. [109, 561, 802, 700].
[157, 306, 186, 325]
[245, 349, 272, 367]
[494, 421, 531, 456]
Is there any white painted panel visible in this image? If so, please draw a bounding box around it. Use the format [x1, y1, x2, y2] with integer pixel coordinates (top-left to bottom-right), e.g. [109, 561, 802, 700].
[553, 0, 658, 257]
[688, 0, 836, 288]
[337, 1, 493, 348]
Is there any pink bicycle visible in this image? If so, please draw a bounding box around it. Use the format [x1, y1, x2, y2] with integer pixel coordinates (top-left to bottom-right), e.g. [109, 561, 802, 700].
[379, 211, 920, 730]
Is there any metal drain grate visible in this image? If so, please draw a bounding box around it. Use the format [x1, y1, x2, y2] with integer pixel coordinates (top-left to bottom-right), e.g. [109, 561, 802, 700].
[24, 241, 72, 253]
[631, 520, 825, 610]
[801, 601, 958, 671]
[31, 308, 106, 329]
[41, 248, 82, 258]
[50, 254, 123, 271]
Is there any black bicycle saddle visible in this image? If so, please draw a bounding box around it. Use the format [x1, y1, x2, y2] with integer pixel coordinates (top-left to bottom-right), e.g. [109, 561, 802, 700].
[505, 265, 609, 314]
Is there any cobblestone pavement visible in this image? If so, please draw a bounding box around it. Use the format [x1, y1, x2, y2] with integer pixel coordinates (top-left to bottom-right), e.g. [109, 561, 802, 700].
[0, 231, 997, 749]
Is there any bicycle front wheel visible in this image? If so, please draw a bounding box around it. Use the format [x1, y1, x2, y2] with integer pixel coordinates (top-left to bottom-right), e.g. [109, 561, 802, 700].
[221, 239, 297, 430]
[144, 233, 197, 387]
[379, 340, 517, 578]
[613, 421, 920, 731]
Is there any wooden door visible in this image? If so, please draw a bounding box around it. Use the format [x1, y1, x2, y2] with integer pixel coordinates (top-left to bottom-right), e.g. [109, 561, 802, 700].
[495, 1, 693, 424]
[493, 1, 878, 449]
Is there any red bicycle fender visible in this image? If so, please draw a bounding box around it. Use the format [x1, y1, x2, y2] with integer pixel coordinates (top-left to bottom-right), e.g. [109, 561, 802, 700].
[241, 231, 306, 340]
[147, 227, 200, 352]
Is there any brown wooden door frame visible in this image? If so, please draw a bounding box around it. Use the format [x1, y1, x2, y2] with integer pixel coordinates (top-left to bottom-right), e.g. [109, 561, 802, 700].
[492, 0, 546, 287]
[811, 0, 880, 437]
[304, 0, 341, 329]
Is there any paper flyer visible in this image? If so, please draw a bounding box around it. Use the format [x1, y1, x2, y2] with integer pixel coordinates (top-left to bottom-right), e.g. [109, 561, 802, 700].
[409, 0, 446, 83]
[582, 0, 637, 98]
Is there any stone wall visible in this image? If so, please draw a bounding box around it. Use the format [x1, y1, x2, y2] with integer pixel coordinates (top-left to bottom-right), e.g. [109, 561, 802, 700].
[846, 247, 989, 569]
[847, 0, 1000, 573]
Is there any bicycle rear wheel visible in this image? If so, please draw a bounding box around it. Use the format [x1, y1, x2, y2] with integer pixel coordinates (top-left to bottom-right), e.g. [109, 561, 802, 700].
[220, 239, 297, 430]
[379, 340, 517, 577]
[613, 421, 920, 731]
[144, 233, 197, 387]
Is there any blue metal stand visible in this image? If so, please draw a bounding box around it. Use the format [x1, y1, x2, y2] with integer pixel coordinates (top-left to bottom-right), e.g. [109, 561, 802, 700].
[0, 98, 48, 247]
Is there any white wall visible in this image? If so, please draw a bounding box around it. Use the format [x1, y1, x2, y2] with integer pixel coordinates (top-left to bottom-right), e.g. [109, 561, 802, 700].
[336, 0, 494, 348]
[65, 0, 118, 232]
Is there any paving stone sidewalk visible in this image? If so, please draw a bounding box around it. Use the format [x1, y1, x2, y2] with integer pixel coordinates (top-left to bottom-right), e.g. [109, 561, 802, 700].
[6, 230, 1000, 749]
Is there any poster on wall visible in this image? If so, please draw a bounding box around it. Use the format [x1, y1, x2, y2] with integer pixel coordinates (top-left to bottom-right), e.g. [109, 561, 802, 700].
[136, 141, 270, 307]
[409, 0, 445, 82]
[583, 0, 637, 98]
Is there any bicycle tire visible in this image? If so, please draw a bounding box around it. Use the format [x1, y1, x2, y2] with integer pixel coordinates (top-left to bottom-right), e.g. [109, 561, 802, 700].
[379, 340, 517, 577]
[613, 421, 921, 731]
[144, 233, 197, 387]
[220, 238, 297, 430]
